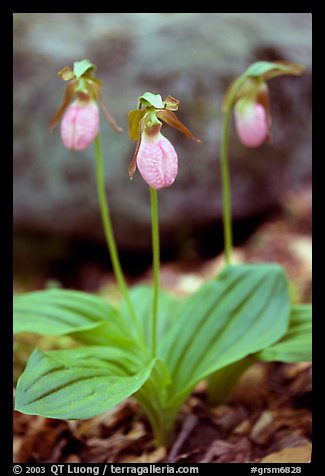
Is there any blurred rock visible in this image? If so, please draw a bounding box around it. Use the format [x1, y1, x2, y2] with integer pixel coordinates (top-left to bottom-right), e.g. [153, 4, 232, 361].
[13, 13, 312, 250]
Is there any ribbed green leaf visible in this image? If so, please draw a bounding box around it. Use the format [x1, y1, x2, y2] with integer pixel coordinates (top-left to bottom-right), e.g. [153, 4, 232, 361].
[135, 357, 173, 444]
[119, 285, 184, 348]
[258, 304, 312, 362]
[15, 347, 154, 420]
[13, 289, 132, 345]
[160, 264, 290, 402]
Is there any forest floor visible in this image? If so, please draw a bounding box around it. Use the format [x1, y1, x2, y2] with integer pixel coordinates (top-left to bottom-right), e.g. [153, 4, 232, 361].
[13, 183, 312, 464]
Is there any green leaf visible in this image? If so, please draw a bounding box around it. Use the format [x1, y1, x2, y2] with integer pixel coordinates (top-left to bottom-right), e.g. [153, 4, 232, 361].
[207, 355, 257, 406]
[258, 304, 312, 362]
[135, 357, 173, 446]
[119, 285, 184, 348]
[73, 59, 96, 78]
[15, 347, 155, 420]
[128, 109, 145, 141]
[138, 92, 165, 109]
[245, 61, 305, 80]
[160, 264, 290, 403]
[13, 289, 133, 345]
[71, 323, 137, 347]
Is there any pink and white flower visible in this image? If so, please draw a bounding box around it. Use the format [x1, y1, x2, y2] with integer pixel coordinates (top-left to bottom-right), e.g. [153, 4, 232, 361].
[234, 98, 269, 147]
[136, 132, 178, 190]
[128, 94, 200, 188]
[60, 100, 99, 151]
[234, 81, 271, 148]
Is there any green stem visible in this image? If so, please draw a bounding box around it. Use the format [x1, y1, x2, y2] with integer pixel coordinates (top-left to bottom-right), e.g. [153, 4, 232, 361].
[150, 187, 160, 357]
[220, 74, 249, 266]
[220, 108, 233, 265]
[207, 355, 257, 406]
[94, 134, 140, 335]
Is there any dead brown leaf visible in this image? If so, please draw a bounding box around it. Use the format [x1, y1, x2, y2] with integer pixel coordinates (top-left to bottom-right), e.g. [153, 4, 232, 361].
[260, 443, 312, 463]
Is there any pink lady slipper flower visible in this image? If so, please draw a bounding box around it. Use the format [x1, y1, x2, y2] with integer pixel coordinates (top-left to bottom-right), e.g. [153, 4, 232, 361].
[135, 118, 178, 189]
[223, 61, 305, 149]
[60, 99, 100, 150]
[128, 92, 201, 189]
[234, 81, 271, 148]
[51, 59, 122, 150]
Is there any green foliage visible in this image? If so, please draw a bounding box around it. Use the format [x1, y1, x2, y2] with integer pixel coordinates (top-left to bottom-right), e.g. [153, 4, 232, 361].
[16, 347, 154, 419]
[14, 263, 311, 445]
[160, 264, 290, 404]
[258, 304, 312, 362]
[207, 304, 312, 404]
[13, 289, 136, 346]
[119, 285, 184, 349]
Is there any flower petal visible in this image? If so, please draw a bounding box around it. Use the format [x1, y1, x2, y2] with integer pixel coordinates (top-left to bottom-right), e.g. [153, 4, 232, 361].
[60, 100, 100, 150]
[156, 110, 201, 143]
[50, 82, 76, 130]
[234, 99, 269, 148]
[136, 134, 178, 189]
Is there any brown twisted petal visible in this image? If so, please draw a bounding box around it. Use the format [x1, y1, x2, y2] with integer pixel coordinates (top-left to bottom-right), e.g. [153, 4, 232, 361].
[163, 95, 179, 111]
[50, 81, 76, 130]
[98, 97, 123, 133]
[156, 110, 201, 143]
[129, 118, 145, 179]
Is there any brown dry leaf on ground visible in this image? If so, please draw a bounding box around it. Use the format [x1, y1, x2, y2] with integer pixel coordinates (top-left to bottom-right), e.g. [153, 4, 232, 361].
[259, 443, 312, 463]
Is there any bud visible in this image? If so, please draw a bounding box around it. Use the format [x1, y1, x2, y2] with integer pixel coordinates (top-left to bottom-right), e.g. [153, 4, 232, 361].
[234, 97, 269, 148]
[224, 62, 305, 149]
[60, 99, 100, 150]
[137, 126, 178, 190]
[234, 81, 271, 148]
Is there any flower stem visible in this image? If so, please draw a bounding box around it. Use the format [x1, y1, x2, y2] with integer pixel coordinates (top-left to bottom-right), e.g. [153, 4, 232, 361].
[94, 134, 140, 335]
[220, 107, 233, 265]
[220, 74, 248, 265]
[150, 187, 160, 357]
